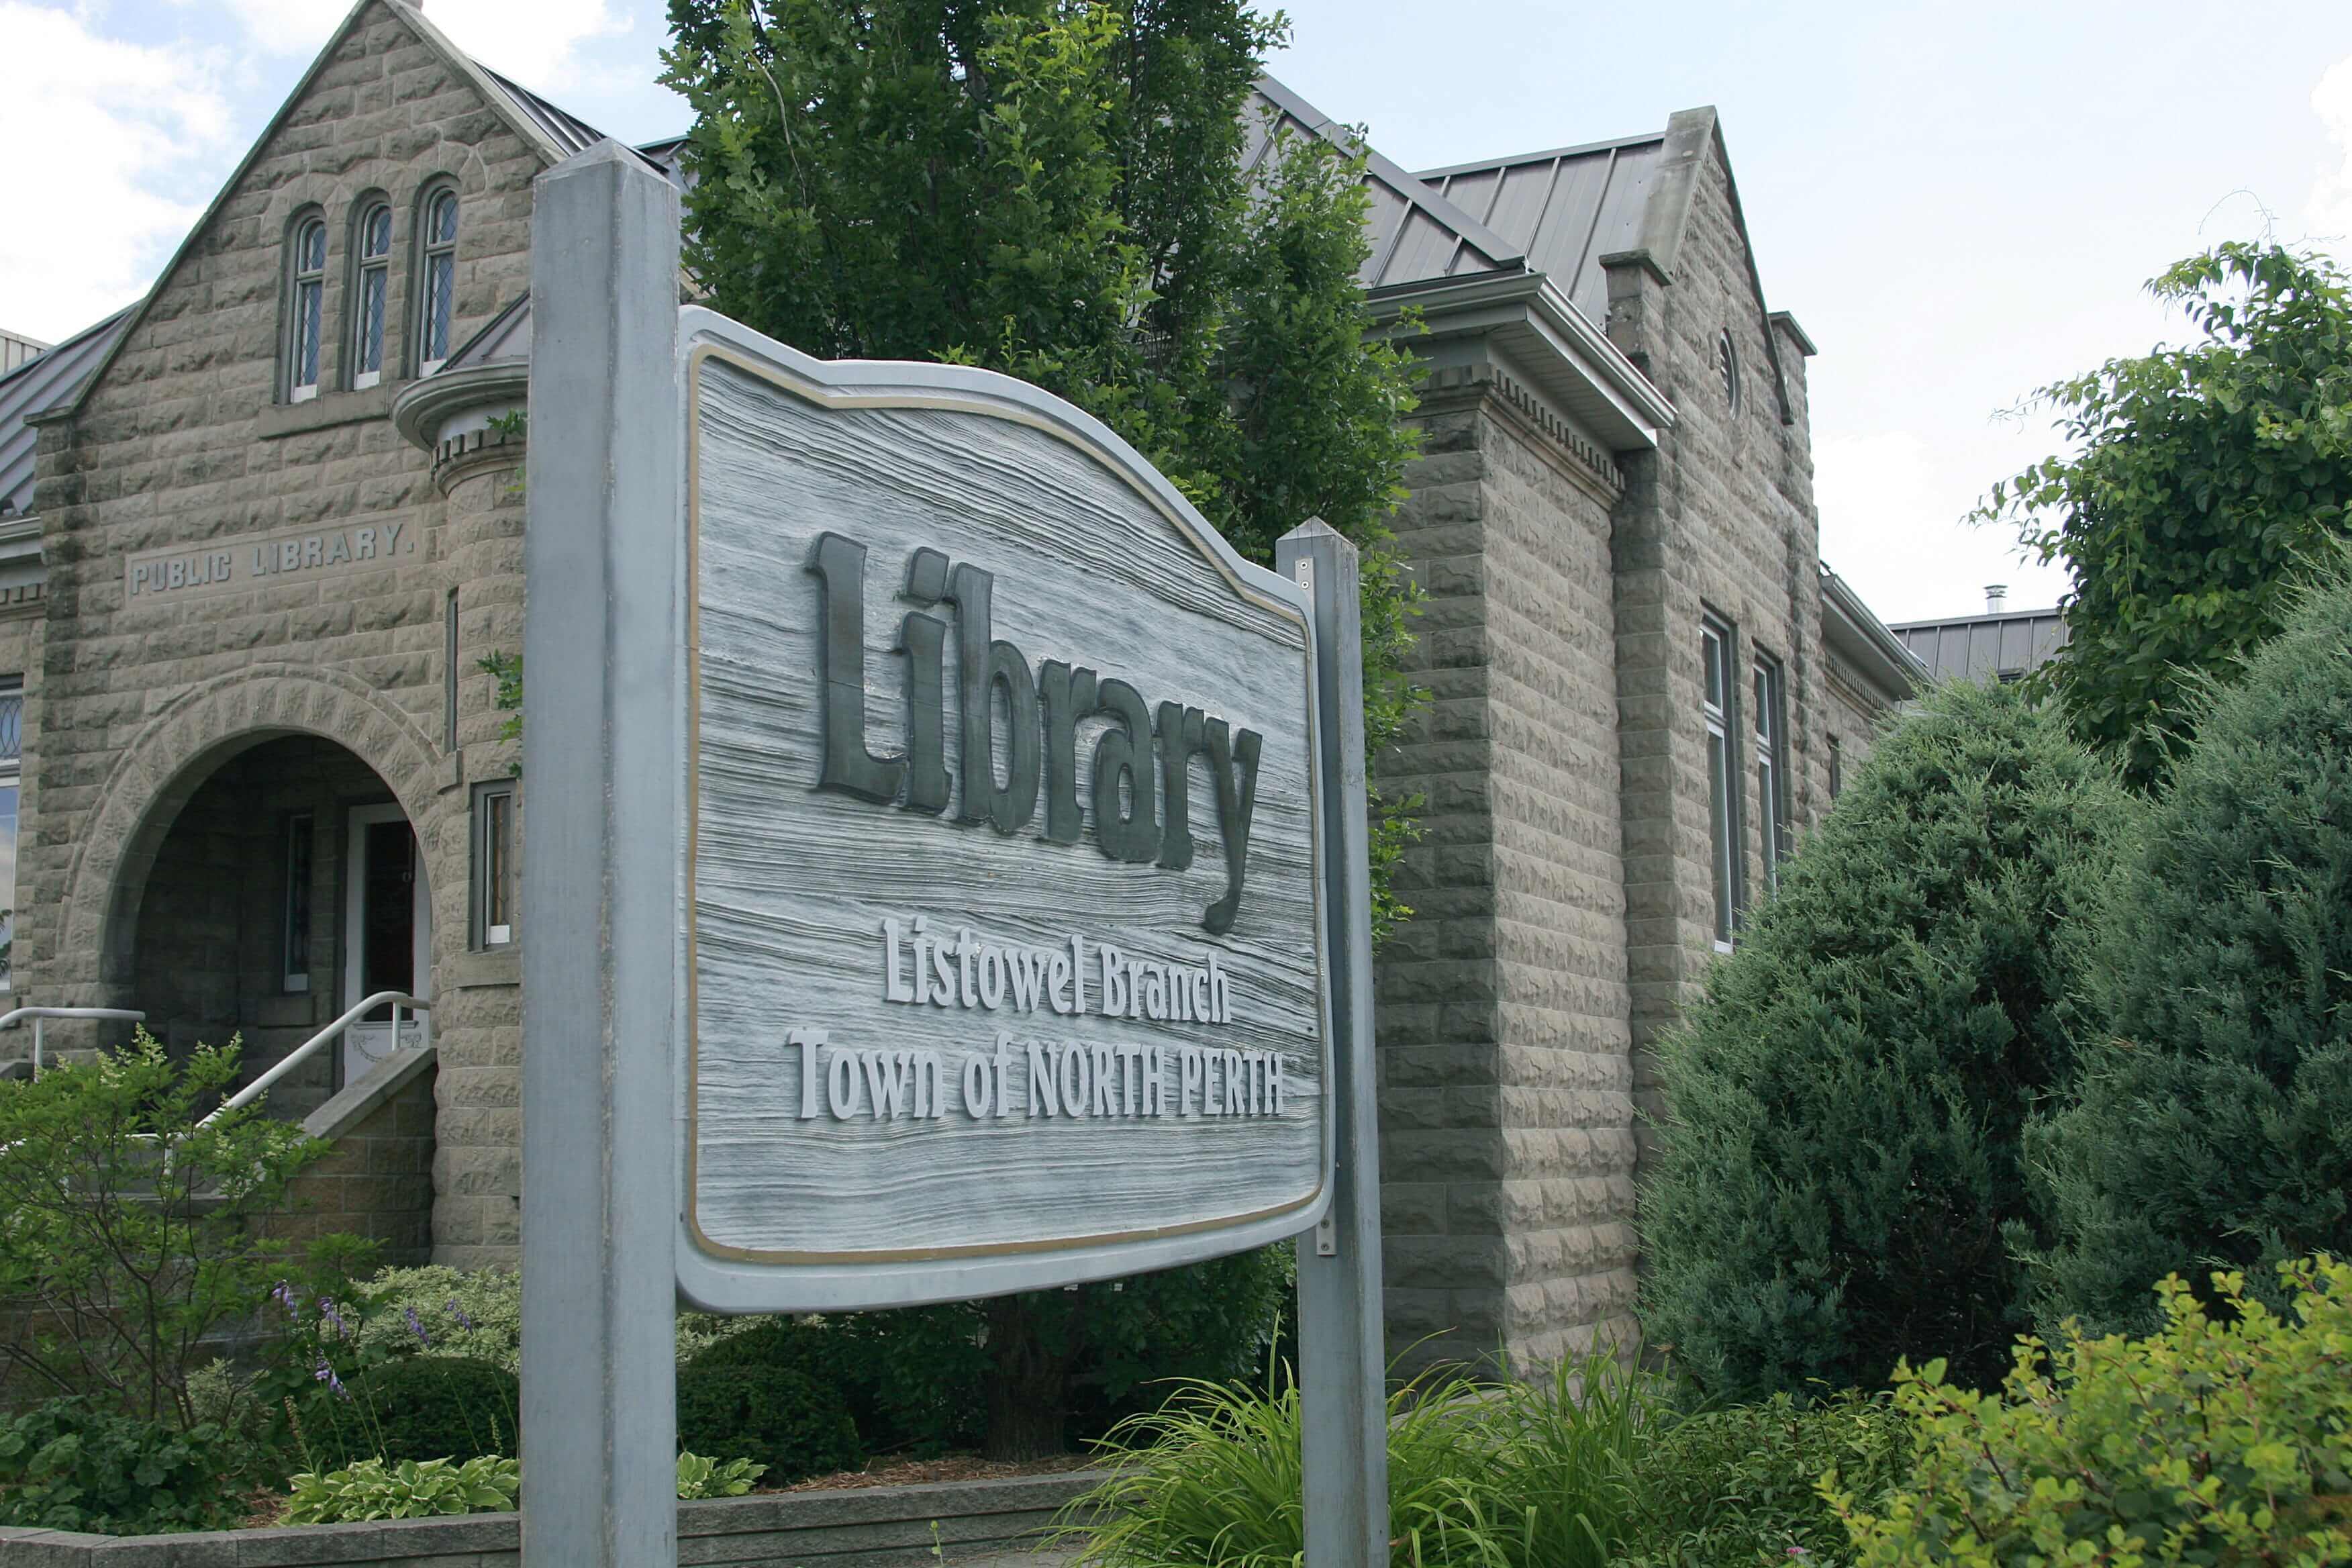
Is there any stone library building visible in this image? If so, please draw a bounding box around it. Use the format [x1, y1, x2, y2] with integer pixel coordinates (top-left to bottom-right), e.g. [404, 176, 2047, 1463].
[0, 0, 1920, 1373]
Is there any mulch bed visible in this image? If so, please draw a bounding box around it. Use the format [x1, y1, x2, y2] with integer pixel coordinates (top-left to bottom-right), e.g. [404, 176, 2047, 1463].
[228, 1449, 1104, 1527]
[782, 1452, 1103, 1492]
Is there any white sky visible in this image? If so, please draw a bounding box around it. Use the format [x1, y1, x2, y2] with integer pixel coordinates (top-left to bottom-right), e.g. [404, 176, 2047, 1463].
[7, 0, 2351, 622]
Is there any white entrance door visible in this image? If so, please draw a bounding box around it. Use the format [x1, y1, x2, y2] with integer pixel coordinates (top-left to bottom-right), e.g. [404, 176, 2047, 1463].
[342, 803, 432, 1084]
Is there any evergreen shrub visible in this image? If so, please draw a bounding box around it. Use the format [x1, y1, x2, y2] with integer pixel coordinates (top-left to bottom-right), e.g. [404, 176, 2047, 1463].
[330, 1357, 518, 1466]
[685, 1311, 984, 1455]
[1832, 1257, 2352, 1565]
[2026, 571, 2352, 1332]
[1642, 681, 2128, 1399]
[674, 1364, 862, 1485]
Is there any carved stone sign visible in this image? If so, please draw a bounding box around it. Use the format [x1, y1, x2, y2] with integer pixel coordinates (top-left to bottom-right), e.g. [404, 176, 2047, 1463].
[121, 516, 422, 611]
[673, 311, 1333, 1312]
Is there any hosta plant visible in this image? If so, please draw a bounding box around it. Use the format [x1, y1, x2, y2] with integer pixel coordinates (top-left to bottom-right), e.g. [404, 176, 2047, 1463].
[283, 1453, 520, 1524]
[676, 1449, 766, 1500]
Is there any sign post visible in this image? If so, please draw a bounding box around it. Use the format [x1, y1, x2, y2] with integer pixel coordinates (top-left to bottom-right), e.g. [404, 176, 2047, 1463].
[518, 142, 683, 1568]
[520, 139, 1385, 1565]
[1279, 521, 1392, 1568]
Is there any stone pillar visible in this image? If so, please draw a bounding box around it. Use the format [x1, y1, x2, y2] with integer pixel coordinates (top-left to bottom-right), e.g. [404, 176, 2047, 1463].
[394, 369, 528, 1269]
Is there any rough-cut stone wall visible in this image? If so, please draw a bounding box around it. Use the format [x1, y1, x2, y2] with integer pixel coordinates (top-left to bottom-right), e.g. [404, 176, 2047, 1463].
[271, 1062, 438, 1266]
[1379, 360, 1634, 1374]
[18, 1, 538, 1264]
[1379, 389, 1502, 1372]
[429, 448, 524, 1270]
[1606, 130, 1826, 1171]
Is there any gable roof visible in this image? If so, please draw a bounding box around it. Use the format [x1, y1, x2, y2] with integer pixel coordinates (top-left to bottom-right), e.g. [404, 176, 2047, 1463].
[1416, 130, 1668, 328]
[44, 0, 601, 426]
[0, 306, 134, 518]
[1246, 77, 1526, 291]
[1418, 107, 1796, 425]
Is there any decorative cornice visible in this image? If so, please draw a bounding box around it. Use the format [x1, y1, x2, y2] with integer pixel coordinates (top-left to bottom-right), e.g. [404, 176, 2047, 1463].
[1367, 268, 1674, 452]
[391, 362, 527, 452]
[432, 427, 526, 496]
[1420, 361, 1626, 499]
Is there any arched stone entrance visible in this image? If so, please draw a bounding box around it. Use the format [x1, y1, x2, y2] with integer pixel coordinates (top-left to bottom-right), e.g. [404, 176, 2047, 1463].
[52, 664, 451, 1014]
[130, 734, 430, 1120]
[23, 666, 467, 1267]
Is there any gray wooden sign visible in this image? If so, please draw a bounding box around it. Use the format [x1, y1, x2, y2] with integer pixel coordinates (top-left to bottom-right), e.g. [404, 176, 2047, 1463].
[520, 140, 1384, 1568]
[675, 315, 1334, 1312]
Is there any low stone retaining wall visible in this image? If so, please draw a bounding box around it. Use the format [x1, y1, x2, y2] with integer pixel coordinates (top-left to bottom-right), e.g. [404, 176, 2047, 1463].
[0, 1469, 1104, 1566]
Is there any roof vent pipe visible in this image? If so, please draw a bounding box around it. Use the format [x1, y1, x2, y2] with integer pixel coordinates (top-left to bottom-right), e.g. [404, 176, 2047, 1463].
[1985, 584, 2008, 614]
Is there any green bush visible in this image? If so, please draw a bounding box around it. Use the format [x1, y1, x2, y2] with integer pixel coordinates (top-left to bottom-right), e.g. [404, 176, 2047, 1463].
[1642, 681, 2129, 1400]
[2025, 571, 2352, 1334]
[283, 1454, 518, 1524]
[350, 1264, 751, 1374]
[317, 1356, 518, 1467]
[352, 1266, 523, 1371]
[0, 1032, 366, 1425]
[1621, 1391, 1912, 1568]
[0, 1397, 245, 1534]
[1832, 1257, 2352, 1565]
[675, 1363, 862, 1485]
[687, 1310, 984, 1457]
[1075, 1349, 1649, 1568]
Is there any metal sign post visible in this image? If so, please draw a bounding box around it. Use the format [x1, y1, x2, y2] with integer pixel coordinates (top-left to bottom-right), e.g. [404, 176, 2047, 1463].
[519, 140, 1385, 1567]
[1279, 522, 1391, 1568]
[518, 142, 683, 1568]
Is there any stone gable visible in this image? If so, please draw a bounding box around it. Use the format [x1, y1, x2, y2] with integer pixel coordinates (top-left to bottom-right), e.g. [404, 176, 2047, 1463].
[21, 0, 542, 1265]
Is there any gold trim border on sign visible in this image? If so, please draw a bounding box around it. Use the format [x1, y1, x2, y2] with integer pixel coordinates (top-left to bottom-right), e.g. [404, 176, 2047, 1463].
[680, 339, 1334, 1267]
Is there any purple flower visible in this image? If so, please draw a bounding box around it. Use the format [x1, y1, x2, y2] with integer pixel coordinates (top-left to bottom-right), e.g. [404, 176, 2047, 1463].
[313, 1359, 348, 1402]
[404, 1306, 432, 1348]
[319, 1298, 349, 1340]
[447, 1298, 474, 1332]
[271, 1281, 301, 1316]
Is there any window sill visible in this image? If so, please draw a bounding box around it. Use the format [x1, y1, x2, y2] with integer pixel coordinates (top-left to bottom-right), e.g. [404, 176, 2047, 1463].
[258, 381, 401, 439]
[446, 946, 519, 990]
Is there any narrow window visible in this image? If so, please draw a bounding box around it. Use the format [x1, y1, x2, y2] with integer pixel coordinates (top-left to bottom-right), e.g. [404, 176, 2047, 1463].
[471, 779, 517, 948]
[1702, 620, 1738, 950]
[418, 189, 460, 373]
[1754, 654, 1790, 892]
[352, 201, 393, 389]
[0, 677, 20, 991]
[287, 216, 328, 402]
[1828, 735, 1844, 801]
[283, 812, 314, 993]
[444, 588, 460, 751]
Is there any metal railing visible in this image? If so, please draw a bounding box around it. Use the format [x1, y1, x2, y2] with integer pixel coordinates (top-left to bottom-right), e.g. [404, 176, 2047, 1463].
[0, 1006, 148, 1079]
[201, 991, 431, 1127]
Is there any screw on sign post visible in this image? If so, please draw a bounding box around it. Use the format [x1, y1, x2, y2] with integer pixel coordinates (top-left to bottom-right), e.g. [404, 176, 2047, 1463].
[519, 141, 1385, 1566]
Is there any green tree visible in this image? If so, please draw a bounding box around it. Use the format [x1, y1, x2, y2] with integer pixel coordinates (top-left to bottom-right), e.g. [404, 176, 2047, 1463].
[663, 0, 1417, 1457]
[1975, 242, 2352, 791]
[660, 0, 1425, 936]
[0, 1033, 366, 1426]
[2022, 567, 2352, 1336]
[1641, 683, 2129, 1400]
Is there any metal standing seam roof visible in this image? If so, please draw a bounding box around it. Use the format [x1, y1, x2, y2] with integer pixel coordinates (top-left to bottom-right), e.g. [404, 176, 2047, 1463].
[481, 66, 607, 159]
[0, 305, 135, 519]
[1244, 77, 1528, 291]
[1888, 609, 2071, 683]
[1418, 132, 1670, 331]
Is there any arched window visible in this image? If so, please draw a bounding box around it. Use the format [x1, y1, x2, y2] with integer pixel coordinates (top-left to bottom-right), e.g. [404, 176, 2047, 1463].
[417, 187, 460, 373]
[351, 199, 393, 389]
[286, 215, 328, 403]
